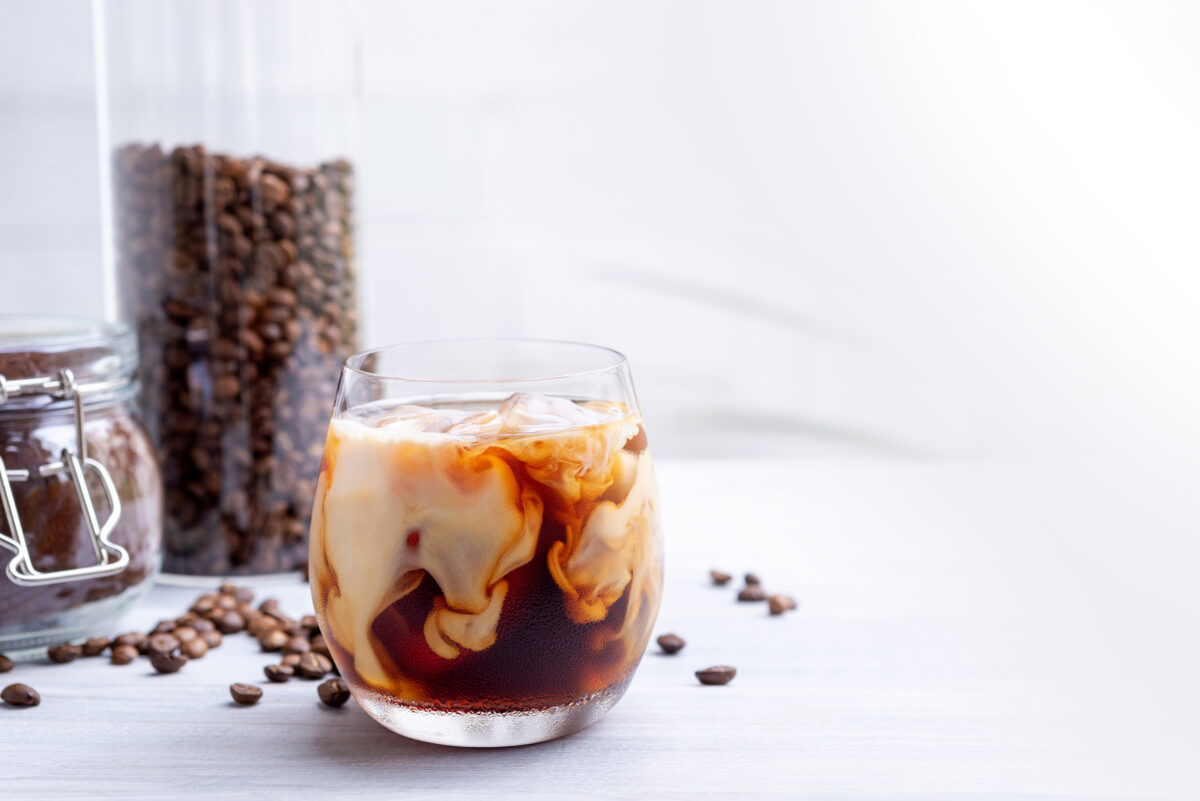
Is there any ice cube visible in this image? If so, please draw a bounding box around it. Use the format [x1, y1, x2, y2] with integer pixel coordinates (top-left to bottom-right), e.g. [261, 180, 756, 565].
[376, 404, 467, 433]
[495, 393, 597, 434]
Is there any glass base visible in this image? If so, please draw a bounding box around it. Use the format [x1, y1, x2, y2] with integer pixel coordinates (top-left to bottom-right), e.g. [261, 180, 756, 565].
[355, 680, 630, 747]
[156, 570, 306, 587]
[0, 579, 153, 659]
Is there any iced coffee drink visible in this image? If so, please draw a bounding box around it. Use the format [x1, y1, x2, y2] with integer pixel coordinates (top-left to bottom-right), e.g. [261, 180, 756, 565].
[310, 385, 663, 745]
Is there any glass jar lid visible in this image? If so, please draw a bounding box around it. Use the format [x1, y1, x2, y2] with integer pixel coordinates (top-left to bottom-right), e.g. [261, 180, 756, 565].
[0, 316, 136, 412]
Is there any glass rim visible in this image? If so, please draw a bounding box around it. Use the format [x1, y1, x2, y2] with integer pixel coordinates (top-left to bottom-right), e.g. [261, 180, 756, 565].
[342, 338, 629, 383]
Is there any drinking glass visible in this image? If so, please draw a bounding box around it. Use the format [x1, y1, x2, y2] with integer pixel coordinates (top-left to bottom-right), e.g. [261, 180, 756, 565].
[309, 339, 663, 746]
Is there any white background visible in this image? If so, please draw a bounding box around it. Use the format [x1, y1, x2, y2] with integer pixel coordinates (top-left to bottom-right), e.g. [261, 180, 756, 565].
[2, 0, 1200, 459]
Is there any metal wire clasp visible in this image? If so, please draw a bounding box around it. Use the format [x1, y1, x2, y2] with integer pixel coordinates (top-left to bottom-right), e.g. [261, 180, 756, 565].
[0, 368, 129, 586]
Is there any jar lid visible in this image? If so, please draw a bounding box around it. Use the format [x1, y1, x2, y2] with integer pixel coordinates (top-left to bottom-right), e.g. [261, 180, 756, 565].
[0, 316, 136, 411]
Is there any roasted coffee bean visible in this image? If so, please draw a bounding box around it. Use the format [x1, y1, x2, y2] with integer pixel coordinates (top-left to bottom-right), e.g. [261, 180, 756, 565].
[280, 653, 302, 667]
[113, 632, 147, 652]
[0, 654, 12, 673]
[282, 636, 311, 656]
[182, 638, 209, 659]
[300, 614, 318, 633]
[295, 651, 332, 679]
[201, 630, 223, 649]
[113, 144, 358, 577]
[744, 573, 761, 586]
[317, 677, 351, 708]
[1, 683, 39, 707]
[173, 626, 198, 643]
[147, 633, 181, 656]
[264, 664, 293, 683]
[258, 598, 284, 620]
[259, 629, 289, 652]
[191, 594, 218, 615]
[695, 666, 737, 686]
[656, 633, 686, 655]
[190, 617, 216, 634]
[229, 683, 262, 705]
[215, 595, 238, 612]
[246, 616, 280, 638]
[82, 637, 111, 657]
[175, 613, 200, 628]
[768, 594, 798, 615]
[47, 644, 82, 663]
[737, 586, 768, 602]
[216, 611, 246, 634]
[151, 620, 177, 635]
[150, 651, 188, 674]
[709, 570, 733, 586]
[111, 644, 139, 665]
[309, 635, 330, 659]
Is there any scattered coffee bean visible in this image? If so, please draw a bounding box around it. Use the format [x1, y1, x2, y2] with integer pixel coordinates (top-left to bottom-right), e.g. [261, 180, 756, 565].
[82, 637, 111, 657]
[173, 626, 198, 643]
[201, 630, 223, 649]
[147, 633, 181, 656]
[150, 651, 188, 674]
[215, 594, 238, 612]
[709, 570, 732, 586]
[175, 612, 200, 628]
[744, 573, 761, 586]
[296, 651, 332, 679]
[246, 616, 280, 638]
[0, 654, 14, 673]
[182, 638, 209, 659]
[695, 666, 737, 686]
[317, 677, 351, 708]
[47, 644, 82, 664]
[281, 653, 302, 667]
[229, 683, 263, 706]
[114, 632, 148, 653]
[264, 664, 294, 683]
[2, 683, 40, 707]
[282, 636, 311, 656]
[768, 594, 798, 615]
[259, 629, 289, 652]
[216, 610, 246, 634]
[111, 644, 139, 665]
[151, 620, 177, 635]
[737, 586, 768, 602]
[190, 617, 216, 634]
[656, 633, 686, 655]
[191, 595, 217, 615]
[300, 614, 318, 633]
[310, 635, 331, 659]
[258, 598, 282, 618]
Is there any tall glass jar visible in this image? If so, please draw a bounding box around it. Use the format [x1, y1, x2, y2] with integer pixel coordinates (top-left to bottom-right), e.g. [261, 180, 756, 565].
[95, 0, 362, 577]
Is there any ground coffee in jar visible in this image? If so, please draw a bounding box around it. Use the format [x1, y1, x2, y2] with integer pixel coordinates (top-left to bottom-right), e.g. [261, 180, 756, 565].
[0, 316, 162, 656]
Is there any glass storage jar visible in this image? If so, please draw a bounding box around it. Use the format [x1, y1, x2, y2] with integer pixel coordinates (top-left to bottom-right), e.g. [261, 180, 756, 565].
[0, 316, 162, 657]
[95, 0, 362, 577]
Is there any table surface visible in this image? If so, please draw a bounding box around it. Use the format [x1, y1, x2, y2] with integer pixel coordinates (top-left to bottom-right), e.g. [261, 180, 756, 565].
[3, 459, 1197, 800]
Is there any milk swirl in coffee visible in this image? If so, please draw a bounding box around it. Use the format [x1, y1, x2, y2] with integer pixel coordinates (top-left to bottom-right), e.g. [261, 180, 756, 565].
[309, 393, 663, 709]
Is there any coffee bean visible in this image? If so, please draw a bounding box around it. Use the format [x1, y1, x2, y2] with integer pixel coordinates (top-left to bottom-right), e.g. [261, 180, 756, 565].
[111, 644, 139, 665]
[0, 654, 12, 673]
[81, 637, 111, 657]
[246, 616, 277, 638]
[695, 666, 737, 686]
[259, 629, 288, 652]
[258, 598, 284, 620]
[173, 626, 199, 643]
[1, 683, 39, 707]
[175, 613, 200, 628]
[280, 653, 302, 667]
[47, 644, 82, 664]
[768, 594, 798, 615]
[190, 618, 216, 634]
[737, 586, 768, 602]
[150, 651, 188, 674]
[182, 638, 209, 659]
[113, 632, 148, 652]
[656, 633, 686, 655]
[201, 630, 223, 649]
[147, 633, 181, 656]
[282, 636, 311, 656]
[309, 635, 331, 659]
[215, 595, 238, 612]
[216, 611, 246, 634]
[191, 595, 217, 615]
[317, 677, 351, 708]
[229, 683, 263, 706]
[744, 573, 761, 586]
[709, 570, 733, 586]
[264, 664, 293, 683]
[151, 620, 177, 635]
[295, 651, 332, 679]
[300, 614, 318, 633]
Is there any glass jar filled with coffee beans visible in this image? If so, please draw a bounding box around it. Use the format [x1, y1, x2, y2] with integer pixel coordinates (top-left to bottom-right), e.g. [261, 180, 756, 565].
[95, 0, 361, 576]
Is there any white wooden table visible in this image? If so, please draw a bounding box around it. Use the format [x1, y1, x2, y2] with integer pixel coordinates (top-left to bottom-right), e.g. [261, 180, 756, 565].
[3, 459, 1197, 799]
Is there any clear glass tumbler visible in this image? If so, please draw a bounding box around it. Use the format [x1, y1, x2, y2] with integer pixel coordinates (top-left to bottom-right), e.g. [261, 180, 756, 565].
[309, 339, 664, 746]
